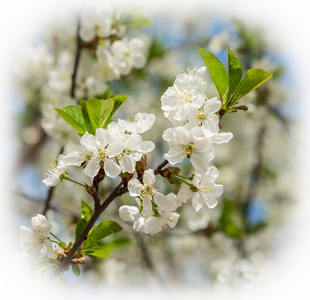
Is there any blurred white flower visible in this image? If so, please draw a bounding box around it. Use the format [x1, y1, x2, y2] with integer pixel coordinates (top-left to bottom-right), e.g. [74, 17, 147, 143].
[19, 214, 54, 263]
[42, 160, 67, 187]
[80, 6, 113, 41]
[111, 38, 147, 75]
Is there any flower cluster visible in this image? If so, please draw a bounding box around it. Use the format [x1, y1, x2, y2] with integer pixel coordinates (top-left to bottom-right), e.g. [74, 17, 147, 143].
[119, 67, 232, 234]
[16, 3, 147, 145]
[119, 169, 179, 235]
[43, 113, 155, 187]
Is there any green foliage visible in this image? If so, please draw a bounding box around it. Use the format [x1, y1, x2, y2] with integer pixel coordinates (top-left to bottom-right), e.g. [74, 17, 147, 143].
[197, 47, 229, 98]
[218, 200, 244, 239]
[227, 46, 243, 99]
[120, 13, 152, 27]
[75, 200, 94, 240]
[83, 220, 123, 249]
[82, 246, 110, 258]
[56, 94, 132, 135]
[197, 46, 273, 114]
[71, 265, 81, 276]
[229, 68, 273, 104]
[54, 106, 86, 135]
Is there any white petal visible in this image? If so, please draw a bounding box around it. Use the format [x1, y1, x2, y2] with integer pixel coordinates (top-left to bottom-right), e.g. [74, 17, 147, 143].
[138, 141, 155, 153]
[128, 178, 143, 196]
[61, 151, 84, 165]
[192, 193, 203, 212]
[204, 195, 218, 209]
[84, 159, 100, 178]
[81, 171, 93, 186]
[164, 148, 186, 165]
[212, 132, 233, 144]
[142, 169, 155, 185]
[119, 205, 139, 221]
[121, 154, 136, 173]
[104, 159, 121, 178]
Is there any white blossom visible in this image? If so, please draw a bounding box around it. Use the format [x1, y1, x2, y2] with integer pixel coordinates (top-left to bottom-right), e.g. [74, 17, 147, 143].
[111, 38, 147, 75]
[80, 6, 113, 41]
[192, 166, 223, 211]
[128, 169, 170, 215]
[161, 67, 207, 125]
[163, 126, 213, 173]
[19, 215, 54, 263]
[42, 160, 67, 187]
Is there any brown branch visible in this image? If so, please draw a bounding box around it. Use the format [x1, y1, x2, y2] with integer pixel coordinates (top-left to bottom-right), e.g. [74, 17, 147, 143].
[154, 159, 169, 175]
[53, 178, 128, 278]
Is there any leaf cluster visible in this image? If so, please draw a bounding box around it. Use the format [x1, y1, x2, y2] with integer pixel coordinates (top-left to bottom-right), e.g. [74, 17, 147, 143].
[55, 94, 132, 135]
[197, 46, 273, 116]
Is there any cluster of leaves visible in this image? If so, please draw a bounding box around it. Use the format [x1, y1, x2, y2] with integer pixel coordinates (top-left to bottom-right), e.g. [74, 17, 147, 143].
[198, 46, 273, 116]
[55, 94, 131, 136]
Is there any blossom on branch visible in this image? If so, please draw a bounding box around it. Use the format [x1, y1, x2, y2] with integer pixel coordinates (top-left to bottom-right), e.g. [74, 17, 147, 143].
[19, 214, 54, 263]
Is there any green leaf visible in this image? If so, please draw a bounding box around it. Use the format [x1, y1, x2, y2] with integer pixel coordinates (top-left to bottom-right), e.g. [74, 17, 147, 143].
[83, 220, 123, 249]
[227, 46, 243, 100]
[75, 218, 88, 241]
[75, 200, 94, 240]
[231, 68, 273, 104]
[110, 94, 132, 117]
[197, 47, 229, 98]
[71, 265, 80, 276]
[87, 98, 115, 130]
[81, 200, 93, 221]
[80, 98, 94, 135]
[82, 246, 110, 258]
[120, 13, 152, 27]
[55, 106, 86, 135]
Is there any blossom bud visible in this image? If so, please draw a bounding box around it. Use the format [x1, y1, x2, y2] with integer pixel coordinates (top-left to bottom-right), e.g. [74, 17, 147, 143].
[161, 166, 181, 184]
[135, 155, 147, 175]
[98, 168, 106, 182]
[78, 257, 87, 264]
[87, 186, 97, 197]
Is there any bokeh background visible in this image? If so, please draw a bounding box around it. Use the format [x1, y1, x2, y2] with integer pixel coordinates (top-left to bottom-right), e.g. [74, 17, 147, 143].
[0, 0, 309, 299]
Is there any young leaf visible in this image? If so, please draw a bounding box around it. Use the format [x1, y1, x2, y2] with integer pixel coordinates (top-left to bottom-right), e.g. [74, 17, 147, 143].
[230, 68, 273, 104]
[71, 265, 81, 276]
[87, 97, 115, 130]
[227, 46, 243, 100]
[197, 47, 229, 98]
[83, 220, 123, 249]
[82, 246, 110, 258]
[75, 218, 88, 241]
[55, 106, 86, 135]
[80, 98, 94, 135]
[110, 94, 132, 117]
[81, 200, 93, 221]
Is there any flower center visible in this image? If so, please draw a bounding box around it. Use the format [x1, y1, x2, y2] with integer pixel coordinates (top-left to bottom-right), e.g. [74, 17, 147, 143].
[181, 143, 196, 155]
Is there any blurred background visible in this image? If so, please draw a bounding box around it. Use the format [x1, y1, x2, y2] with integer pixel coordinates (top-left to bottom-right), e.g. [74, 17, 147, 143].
[0, 0, 309, 299]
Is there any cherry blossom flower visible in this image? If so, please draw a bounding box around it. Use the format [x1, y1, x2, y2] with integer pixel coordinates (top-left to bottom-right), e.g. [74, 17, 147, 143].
[128, 169, 169, 215]
[43, 160, 68, 187]
[191, 166, 224, 211]
[161, 67, 207, 125]
[80, 6, 113, 42]
[163, 126, 213, 173]
[118, 134, 155, 174]
[62, 129, 123, 185]
[111, 38, 147, 75]
[19, 214, 54, 263]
